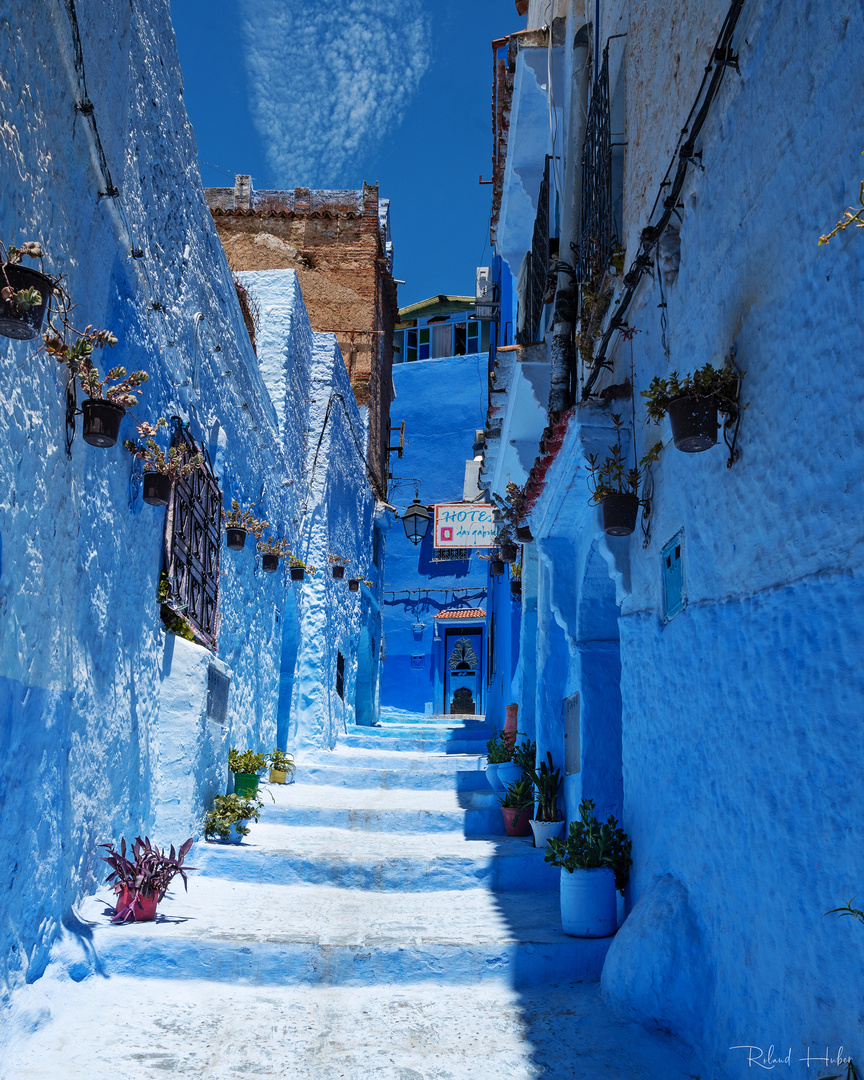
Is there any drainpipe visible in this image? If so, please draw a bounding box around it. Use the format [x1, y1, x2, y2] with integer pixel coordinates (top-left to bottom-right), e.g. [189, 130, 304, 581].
[548, 25, 591, 415]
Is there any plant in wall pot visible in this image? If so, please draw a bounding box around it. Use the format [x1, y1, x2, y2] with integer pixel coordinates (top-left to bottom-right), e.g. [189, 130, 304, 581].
[44, 323, 147, 448]
[99, 835, 194, 923]
[0, 241, 53, 340]
[289, 555, 317, 582]
[257, 537, 290, 573]
[223, 500, 268, 551]
[268, 747, 296, 785]
[123, 418, 205, 506]
[203, 794, 262, 845]
[498, 775, 534, 837]
[510, 561, 522, 597]
[545, 798, 632, 938]
[641, 363, 741, 453]
[526, 751, 564, 848]
[157, 570, 195, 641]
[228, 748, 269, 798]
[479, 549, 505, 577]
[585, 414, 661, 537]
[328, 553, 350, 579]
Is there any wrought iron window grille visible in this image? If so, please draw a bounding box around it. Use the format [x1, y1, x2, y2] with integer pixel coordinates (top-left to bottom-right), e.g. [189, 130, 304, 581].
[162, 420, 222, 650]
[431, 548, 471, 562]
[517, 156, 552, 345]
[577, 45, 613, 299]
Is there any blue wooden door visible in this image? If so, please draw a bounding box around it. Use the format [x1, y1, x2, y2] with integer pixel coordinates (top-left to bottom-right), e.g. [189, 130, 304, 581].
[445, 627, 483, 715]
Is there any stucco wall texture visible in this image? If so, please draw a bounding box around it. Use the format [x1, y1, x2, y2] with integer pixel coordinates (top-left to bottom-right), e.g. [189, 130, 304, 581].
[0, 3, 377, 1001]
[507, 0, 864, 1072]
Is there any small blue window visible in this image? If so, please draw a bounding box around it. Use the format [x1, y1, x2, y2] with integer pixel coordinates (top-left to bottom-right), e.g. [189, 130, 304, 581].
[662, 533, 685, 620]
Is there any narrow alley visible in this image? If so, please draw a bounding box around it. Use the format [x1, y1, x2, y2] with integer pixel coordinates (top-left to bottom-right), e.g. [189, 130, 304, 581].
[5, 713, 695, 1079]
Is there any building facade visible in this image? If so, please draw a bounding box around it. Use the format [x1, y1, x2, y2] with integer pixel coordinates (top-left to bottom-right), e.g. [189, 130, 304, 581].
[481, 0, 864, 1071]
[205, 178, 398, 497]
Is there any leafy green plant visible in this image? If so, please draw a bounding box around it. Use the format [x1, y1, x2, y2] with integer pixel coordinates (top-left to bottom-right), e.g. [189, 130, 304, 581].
[527, 751, 562, 822]
[223, 499, 268, 538]
[0, 241, 47, 311]
[498, 775, 534, 827]
[124, 418, 205, 479]
[545, 798, 632, 893]
[641, 363, 740, 424]
[157, 571, 195, 641]
[328, 553, 350, 566]
[825, 898, 864, 925]
[203, 794, 262, 841]
[585, 414, 661, 503]
[288, 554, 318, 574]
[228, 748, 268, 775]
[257, 536, 291, 558]
[513, 738, 536, 772]
[269, 748, 296, 775]
[486, 728, 515, 765]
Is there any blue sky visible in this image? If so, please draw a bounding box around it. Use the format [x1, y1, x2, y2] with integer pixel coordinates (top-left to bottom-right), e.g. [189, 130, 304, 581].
[170, 0, 523, 307]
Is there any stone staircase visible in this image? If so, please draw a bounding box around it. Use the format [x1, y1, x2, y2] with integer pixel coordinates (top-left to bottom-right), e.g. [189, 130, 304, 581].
[3, 713, 698, 1078]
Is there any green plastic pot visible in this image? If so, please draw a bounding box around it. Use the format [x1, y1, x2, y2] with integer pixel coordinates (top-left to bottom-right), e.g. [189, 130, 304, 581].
[233, 772, 260, 798]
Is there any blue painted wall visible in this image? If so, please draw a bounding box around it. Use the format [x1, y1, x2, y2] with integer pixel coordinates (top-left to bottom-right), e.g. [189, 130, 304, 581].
[381, 353, 489, 715]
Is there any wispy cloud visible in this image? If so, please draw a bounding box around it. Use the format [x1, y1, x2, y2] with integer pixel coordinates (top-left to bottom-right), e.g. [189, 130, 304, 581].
[238, 0, 430, 188]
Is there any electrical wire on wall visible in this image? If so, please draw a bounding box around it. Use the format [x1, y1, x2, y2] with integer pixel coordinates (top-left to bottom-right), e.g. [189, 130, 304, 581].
[581, 0, 747, 399]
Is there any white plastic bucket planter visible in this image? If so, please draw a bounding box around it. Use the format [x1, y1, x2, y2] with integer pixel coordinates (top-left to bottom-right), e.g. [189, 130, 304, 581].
[560, 866, 617, 937]
[529, 818, 564, 848]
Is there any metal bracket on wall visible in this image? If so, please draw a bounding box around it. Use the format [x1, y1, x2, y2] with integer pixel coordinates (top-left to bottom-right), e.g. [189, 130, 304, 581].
[722, 344, 743, 469]
[64, 374, 77, 459]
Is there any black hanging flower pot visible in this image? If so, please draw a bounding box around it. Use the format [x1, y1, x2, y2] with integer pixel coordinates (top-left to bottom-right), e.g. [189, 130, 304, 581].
[290, 566, 305, 581]
[348, 578, 360, 592]
[226, 527, 248, 551]
[510, 579, 522, 596]
[82, 398, 125, 448]
[142, 472, 172, 507]
[600, 493, 640, 536]
[501, 543, 518, 562]
[666, 395, 718, 453]
[0, 263, 52, 340]
[331, 565, 345, 580]
[491, 559, 505, 576]
[262, 553, 280, 573]
[515, 526, 533, 543]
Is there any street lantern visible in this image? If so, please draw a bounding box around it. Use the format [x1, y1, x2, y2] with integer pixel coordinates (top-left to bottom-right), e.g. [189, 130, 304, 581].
[401, 498, 430, 545]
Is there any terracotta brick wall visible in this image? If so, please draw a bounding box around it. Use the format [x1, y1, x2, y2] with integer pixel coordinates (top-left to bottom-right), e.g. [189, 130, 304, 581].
[206, 180, 396, 496]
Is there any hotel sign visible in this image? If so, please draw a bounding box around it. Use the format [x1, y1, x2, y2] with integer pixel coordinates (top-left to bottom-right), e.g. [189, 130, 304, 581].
[434, 503, 497, 548]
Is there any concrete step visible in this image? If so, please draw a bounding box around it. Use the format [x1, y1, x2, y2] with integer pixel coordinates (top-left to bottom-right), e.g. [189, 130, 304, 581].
[261, 783, 505, 836]
[293, 761, 490, 792]
[72, 882, 610, 988]
[192, 823, 560, 892]
[7, 975, 700, 1080]
[299, 745, 488, 774]
[375, 717, 495, 735]
[341, 731, 490, 754]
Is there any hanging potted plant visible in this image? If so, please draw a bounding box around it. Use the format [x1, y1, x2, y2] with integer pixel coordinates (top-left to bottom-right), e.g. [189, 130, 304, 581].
[499, 531, 518, 563]
[510, 561, 523, 596]
[641, 363, 741, 453]
[348, 577, 360, 592]
[585, 415, 661, 537]
[203, 793, 262, 845]
[223, 500, 268, 551]
[289, 555, 317, 582]
[228, 748, 269, 798]
[123, 418, 205, 506]
[328, 553, 350, 579]
[0, 242, 53, 340]
[544, 798, 632, 937]
[99, 835, 194, 923]
[268, 747, 296, 785]
[479, 549, 505, 576]
[498, 774, 534, 837]
[527, 751, 564, 848]
[257, 537, 290, 573]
